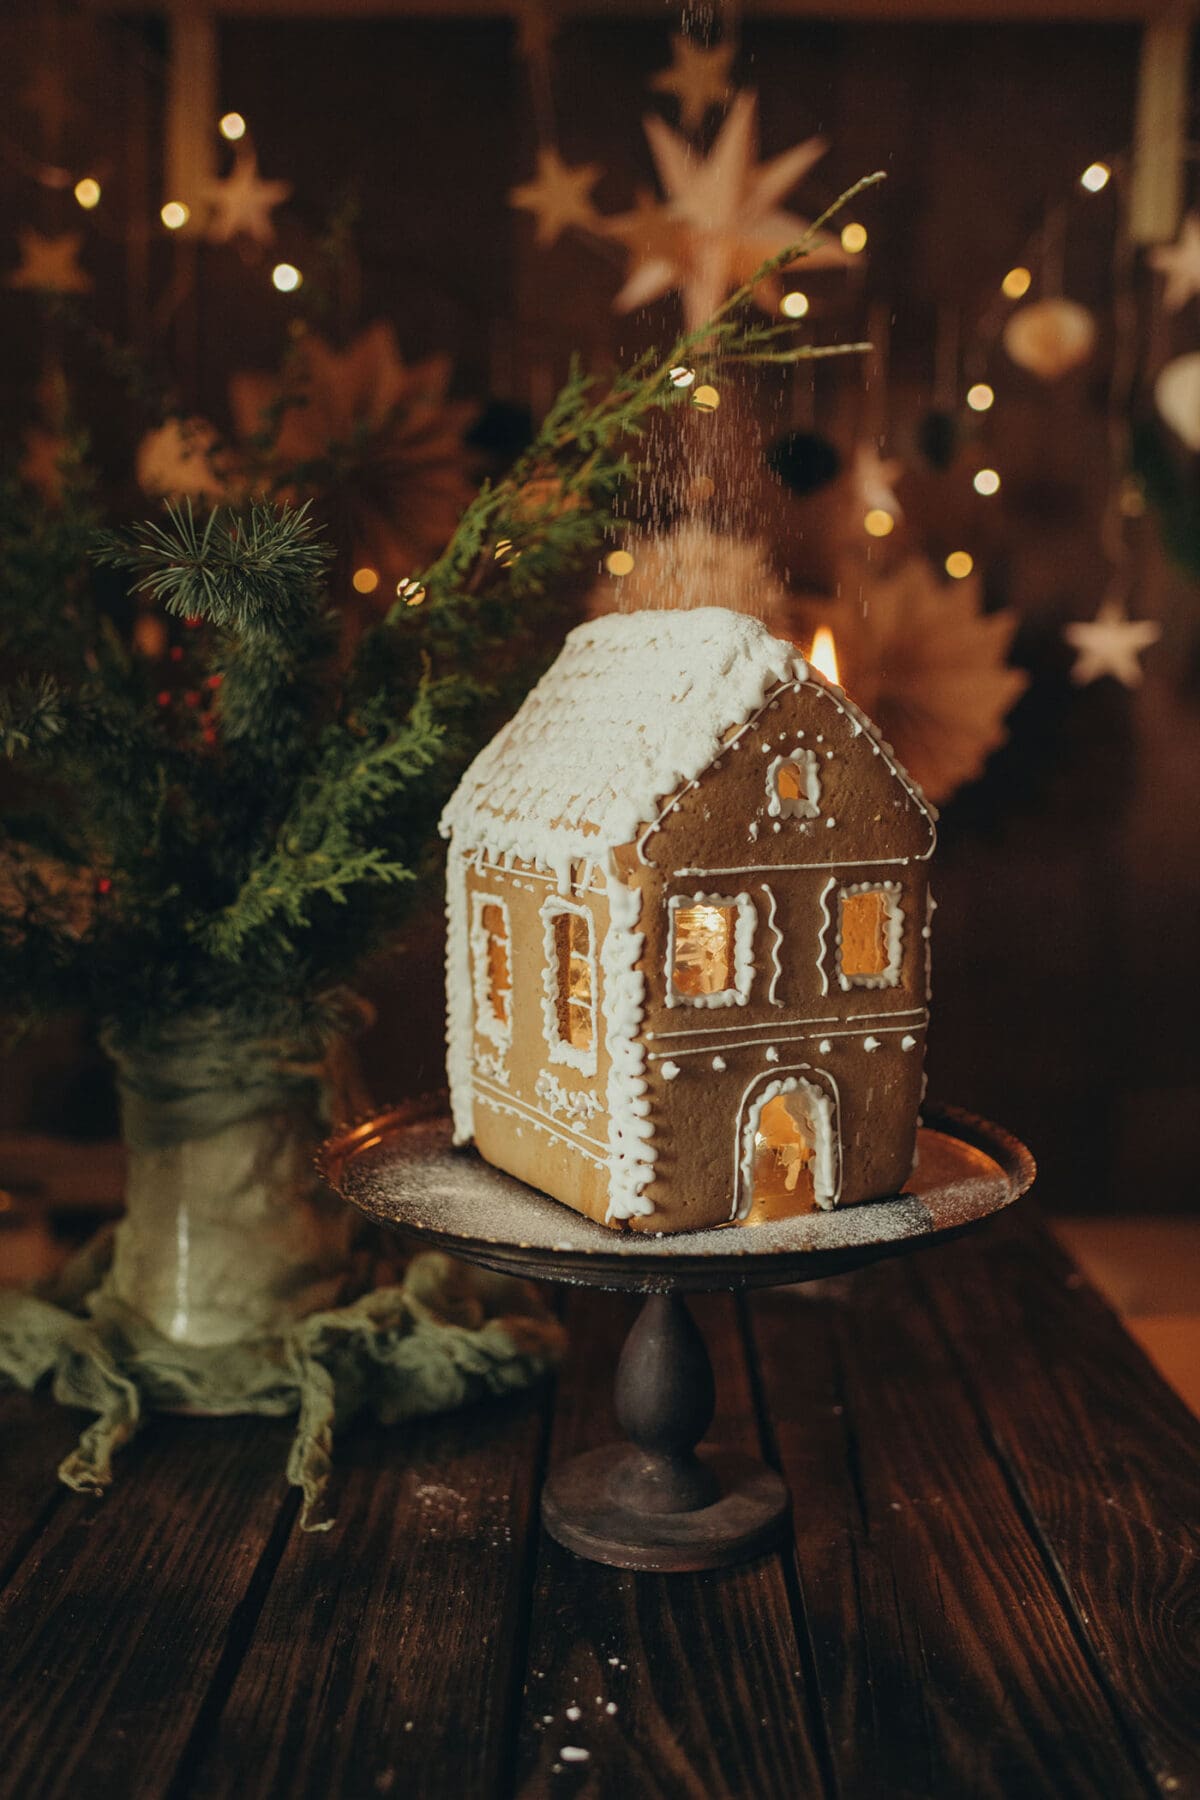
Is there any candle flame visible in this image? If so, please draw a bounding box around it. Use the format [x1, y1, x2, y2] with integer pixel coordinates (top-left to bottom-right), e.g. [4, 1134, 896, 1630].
[809, 626, 840, 687]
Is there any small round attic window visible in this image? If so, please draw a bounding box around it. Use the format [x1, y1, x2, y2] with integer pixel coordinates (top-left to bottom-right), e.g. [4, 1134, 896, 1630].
[767, 749, 820, 819]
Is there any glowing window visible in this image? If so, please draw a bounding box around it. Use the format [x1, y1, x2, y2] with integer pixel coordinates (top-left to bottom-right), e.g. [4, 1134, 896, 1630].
[554, 910, 593, 1052]
[767, 749, 820, 819]
[837, 883, 902, 989]
[668, 893, 756, 1007]
[470, 895, 512, 1045]
[541, 900, 598, 1073]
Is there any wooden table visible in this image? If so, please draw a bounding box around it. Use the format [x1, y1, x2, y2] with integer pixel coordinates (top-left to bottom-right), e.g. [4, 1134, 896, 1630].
[2, 1206, 1197, 1800]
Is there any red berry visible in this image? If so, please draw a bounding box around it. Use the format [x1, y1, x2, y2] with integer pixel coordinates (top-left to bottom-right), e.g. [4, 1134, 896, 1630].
[96, 876, 112, 895]
[156, 690, 171, 707]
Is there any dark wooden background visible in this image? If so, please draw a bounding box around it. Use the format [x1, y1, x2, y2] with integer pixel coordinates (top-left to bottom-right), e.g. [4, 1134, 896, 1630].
[1, 7, 1198, 1212]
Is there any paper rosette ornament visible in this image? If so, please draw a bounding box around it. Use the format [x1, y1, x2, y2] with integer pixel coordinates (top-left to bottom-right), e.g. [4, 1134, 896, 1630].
[230, 322, 476, 590]
[1154, 353, 1200, 452]
[1003, 298, 1095, 381]
[789, 558, 1028, 804]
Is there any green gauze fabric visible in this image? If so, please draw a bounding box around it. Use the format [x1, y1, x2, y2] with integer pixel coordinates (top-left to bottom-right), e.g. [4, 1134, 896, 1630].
[0, 1235, 565, 1531]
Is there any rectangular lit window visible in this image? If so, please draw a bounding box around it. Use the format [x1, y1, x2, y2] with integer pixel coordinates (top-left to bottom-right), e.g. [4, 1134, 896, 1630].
[470, 894, 512, 1045]
[667, 893, 756, 1007]
[554, 910, 593, 1052]
[541, 899, 598, 1074]
[837, 883, 902, 989]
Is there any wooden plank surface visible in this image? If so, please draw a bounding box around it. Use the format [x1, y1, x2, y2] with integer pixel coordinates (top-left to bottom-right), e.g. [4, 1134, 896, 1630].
[749, 1226, 1158, 1800]
[920, 1213, 1200, 1798]
[0, 1414, 295, 1800]
[0, 1393, 82, 1589]
[175, 1390, 551, 1800]
[515, 1290, 828, 1799]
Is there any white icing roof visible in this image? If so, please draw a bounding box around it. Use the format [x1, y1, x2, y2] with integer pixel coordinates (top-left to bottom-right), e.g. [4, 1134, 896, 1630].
[441, 608, 808, 867]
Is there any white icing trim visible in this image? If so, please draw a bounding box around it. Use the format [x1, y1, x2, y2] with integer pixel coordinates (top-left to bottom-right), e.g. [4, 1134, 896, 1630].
[665, 891, 756, 1009]
[445, 843, 474, 1143]
[760, 884, 784, 1006]
[925, 888, 936, 1002]
[476, 1047, 510, 1087]
[646, 1015, 928, 1060]
[765, 749, 820, 819]
[835, 881, 904, 992]
[602, 870, 656, 1222]
[539, 896, 598, 1076]
[677, 854, 929, 877]
[734, 1069, 841, 1219]
[534, 1068, 603, 1127]
[469, 891, 514, 1049]
[815, 875, 836, 998]
[473, 1080, 608, 1163]
[649, 1005, 927, 1042]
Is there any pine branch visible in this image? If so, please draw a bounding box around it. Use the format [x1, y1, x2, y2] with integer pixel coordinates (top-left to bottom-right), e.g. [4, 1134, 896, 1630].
[96, 499, 332, 631]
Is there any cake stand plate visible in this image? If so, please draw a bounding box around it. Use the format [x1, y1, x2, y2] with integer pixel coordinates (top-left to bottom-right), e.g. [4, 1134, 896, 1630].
[323, 1105, 1034, 1572]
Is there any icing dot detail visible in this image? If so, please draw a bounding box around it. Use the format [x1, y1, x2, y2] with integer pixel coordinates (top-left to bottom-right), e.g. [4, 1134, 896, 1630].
[660, 1060, 681, 1081]
[712, 1055, 726, 1071]
[818, 1038, 832, 1054]
[826, 817, 837, 828]
[901, 1033, 917, 1050]
[765, 1046, 779, 1062]
[863, 1035, 882, 1052]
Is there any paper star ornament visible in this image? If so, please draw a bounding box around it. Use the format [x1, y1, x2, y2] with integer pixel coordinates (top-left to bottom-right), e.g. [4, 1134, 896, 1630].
[203, 152, 291, 245]
[600, 189, 693, 312]
[650, 35, 735, 134]
[6, 230, 91, 294]
[509, 147, 602, 246]
[1064, 600, 1161, 688]
[614, 91, 849, 330]
[853, 443, 904, 519]
[1149, 214, 1200, 313]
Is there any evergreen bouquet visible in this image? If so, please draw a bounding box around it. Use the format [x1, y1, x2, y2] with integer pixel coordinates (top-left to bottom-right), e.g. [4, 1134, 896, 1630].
[0, 227, 870, 1521]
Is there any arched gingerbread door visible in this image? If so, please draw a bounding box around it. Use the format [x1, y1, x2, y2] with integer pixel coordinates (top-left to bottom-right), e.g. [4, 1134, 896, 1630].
[734, 1069, 841, 1224]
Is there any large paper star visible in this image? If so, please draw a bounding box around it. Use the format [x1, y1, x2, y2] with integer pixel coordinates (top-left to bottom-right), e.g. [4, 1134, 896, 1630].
[6, 229, 91, 293]
[600, 189, 693, 311]
[1148, 214, 1200, 313]
[202, 151, 291, 245]
[510, 147, 602, 246]
[1064, 600, 1161, 687]
[853, 443, 904, 519]
[613, 91, 849, 330]
[650, 34, 736, 134]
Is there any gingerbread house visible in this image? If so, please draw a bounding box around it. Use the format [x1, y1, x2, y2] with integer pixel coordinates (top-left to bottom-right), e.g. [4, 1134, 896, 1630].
[440, 607, 937, 1233]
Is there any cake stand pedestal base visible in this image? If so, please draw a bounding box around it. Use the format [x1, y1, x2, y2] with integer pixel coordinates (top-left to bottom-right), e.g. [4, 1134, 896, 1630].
[541, 1293, 788, 1571]
[322, 1106, 1035, 1574]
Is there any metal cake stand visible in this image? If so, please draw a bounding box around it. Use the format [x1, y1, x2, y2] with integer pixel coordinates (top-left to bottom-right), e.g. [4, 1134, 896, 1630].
[322, 1104, 1035, 1573]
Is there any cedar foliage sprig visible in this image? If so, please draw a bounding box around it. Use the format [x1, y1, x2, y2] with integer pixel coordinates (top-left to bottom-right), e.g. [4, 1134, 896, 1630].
[1, 184, 880, 1044]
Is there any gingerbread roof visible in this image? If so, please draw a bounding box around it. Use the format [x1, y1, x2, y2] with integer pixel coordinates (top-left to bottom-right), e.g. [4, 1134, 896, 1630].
[440, 606, 933, 878]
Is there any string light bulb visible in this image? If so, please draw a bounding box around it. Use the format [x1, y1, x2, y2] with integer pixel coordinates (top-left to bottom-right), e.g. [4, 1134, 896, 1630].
[669, 365, 696, 388]
[945, 551, 974, 579]
[1080, 161, 1111, 193]
[272, 262, 302, 292]
[219, 112, 247, 142]
[352, 567, 380, 594]
[973, 468, 1001, 497]
[397, 578, 426, 606]
[966, 382, 995, 412]
[691, 384, 720, 413]
[161, 201, 190, 231]
[605, 549, 635, 576]
[840, 222, 868, 254]
[779, 290, 809, 319]
[74, 177, 101, 210]
[864, 509, 896, 538]
[493, 537, 519, 566]
[1001, 266, 1032, 300]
